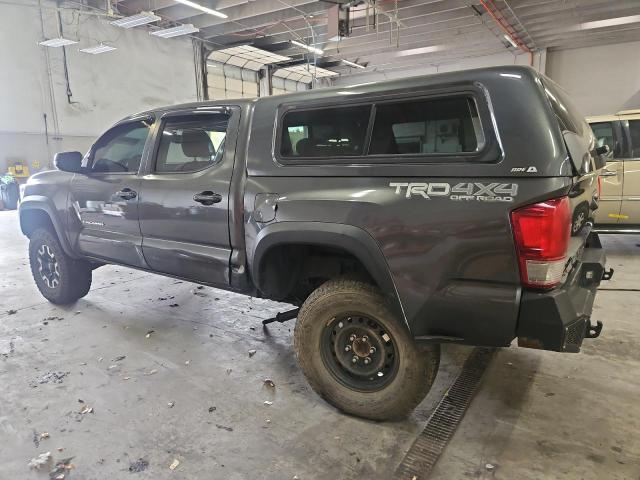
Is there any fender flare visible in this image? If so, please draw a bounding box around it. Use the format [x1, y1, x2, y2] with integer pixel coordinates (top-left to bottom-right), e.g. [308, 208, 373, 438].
[19, 196, 77, 258]
[251, 221, 407, 327]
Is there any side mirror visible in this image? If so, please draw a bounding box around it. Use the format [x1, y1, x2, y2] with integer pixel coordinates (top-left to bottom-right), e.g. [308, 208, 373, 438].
[54, 151, 84, 173]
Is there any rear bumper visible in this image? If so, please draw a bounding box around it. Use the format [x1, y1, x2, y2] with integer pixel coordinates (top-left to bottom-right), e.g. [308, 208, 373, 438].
[516, 232, 609, 353]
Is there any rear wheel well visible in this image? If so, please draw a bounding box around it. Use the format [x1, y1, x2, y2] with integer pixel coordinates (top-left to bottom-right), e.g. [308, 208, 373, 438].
[20, 209, 55, 238]
[257, 244, 377, 304]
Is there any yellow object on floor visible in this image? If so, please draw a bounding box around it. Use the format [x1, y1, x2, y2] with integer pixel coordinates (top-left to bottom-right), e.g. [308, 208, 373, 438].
[8, 163, 30, 178]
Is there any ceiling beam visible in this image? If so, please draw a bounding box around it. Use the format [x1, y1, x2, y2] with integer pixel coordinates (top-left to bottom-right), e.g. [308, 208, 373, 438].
[116, 0, 248, 15]
[199, 1, 327, 37]
[201, 2, 480, 47]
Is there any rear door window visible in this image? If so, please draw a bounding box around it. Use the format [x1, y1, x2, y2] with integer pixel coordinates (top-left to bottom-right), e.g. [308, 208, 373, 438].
[280, 105, 371, 158]
[368, 97, 484, 155]
[155, 114, 229, 173]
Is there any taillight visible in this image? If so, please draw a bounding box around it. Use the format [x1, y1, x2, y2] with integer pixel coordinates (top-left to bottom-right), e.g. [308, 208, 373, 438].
[510, 197, 571, 289]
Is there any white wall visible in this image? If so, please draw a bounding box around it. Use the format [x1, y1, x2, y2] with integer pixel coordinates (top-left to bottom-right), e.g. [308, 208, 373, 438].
[331, 40, 640, 118]
[0, 0, 199, 172]
[332, 50, 546, 86]
[546, 41, 640, 117]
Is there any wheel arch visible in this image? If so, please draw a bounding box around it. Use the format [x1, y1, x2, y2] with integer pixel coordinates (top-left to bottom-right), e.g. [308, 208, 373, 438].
[251, 222, 407, 327]
[19, 197, 76, 258]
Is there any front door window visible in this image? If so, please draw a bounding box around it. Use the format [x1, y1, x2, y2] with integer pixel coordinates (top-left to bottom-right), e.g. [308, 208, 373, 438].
[590, 122, 618, 159]
[89, 120, 152, 173]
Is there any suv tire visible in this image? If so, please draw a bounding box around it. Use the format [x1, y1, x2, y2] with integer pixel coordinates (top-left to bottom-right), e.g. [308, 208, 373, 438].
[294, 279, 440, 421]
[29, 228, 92, 305]
[1, 182, 19, 210]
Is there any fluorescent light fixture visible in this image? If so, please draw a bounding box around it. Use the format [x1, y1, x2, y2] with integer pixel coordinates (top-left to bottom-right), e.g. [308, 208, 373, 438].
[110, 11, 161, 28]
[396, 45, 444, 57]
[173, 0, 227, 19]
[79, 43, 117, 54]
[342, 59, 365, 69]
[150, 24, 199, 38]
[39, 37, 78, 47]
[580, 15, 640, 30]
[503, 34, 519, 48]
[291, 39, 323, 55]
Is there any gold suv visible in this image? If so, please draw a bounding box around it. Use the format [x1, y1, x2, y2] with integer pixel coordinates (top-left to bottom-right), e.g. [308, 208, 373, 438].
[588, 109, 640, 232]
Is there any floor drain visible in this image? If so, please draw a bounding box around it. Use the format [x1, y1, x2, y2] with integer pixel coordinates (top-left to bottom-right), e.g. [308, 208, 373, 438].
[395, 347, 496, 479]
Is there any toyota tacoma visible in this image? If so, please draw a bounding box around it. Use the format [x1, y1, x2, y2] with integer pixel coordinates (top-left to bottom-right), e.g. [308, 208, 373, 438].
[19, 66, 611, 420]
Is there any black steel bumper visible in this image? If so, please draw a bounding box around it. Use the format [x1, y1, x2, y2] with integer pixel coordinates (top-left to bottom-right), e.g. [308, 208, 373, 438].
[516, 233, 611, 353]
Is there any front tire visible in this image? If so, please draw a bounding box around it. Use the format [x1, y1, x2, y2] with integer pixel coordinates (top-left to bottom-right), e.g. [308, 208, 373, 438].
[294, 279, 440, 421]
[29, 228, 92, 305]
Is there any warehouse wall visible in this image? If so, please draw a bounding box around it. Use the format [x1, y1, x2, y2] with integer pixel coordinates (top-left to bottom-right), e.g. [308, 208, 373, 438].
[0, 0, 198, 173]
[332, 50, 546, 85]
[546, 41, 640, 116]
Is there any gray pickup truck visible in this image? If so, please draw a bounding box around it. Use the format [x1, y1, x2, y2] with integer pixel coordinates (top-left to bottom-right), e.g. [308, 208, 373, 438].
[19, 66, 611, 420]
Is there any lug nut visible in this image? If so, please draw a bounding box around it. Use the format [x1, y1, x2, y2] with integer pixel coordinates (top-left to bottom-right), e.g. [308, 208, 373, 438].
[344, 345, 351, 352]
[363, 357, 371, 365]
[349, 334, 356, 342]
[369, 347, 376, 354]
[362, 335, 368, 342]
[352, 356, 358, 364]
[338, 321, 343, 328]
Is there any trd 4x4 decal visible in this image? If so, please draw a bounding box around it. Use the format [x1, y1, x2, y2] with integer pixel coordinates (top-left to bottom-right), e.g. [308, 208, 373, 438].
[389, 182, 519, 202]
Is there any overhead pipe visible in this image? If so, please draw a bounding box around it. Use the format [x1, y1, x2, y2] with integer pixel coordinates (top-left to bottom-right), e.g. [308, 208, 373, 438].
[478, 0, 534, 66]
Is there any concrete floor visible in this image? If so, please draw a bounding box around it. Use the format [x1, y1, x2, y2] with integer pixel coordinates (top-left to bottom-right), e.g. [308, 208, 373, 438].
[0, 210, 638, 479]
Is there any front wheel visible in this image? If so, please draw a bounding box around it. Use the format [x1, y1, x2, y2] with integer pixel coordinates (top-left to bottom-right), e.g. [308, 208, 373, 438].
[29, 228, 92, 305]
[294, 279, 440, 421]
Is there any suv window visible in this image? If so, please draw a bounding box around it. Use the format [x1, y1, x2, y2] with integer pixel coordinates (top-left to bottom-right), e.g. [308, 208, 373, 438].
[280, 105, 371, 157]
[155, 114, 229, 173]
[91, 120, 151, 173]
[369, 97, 484, 155]
[629, 120, 640, 158]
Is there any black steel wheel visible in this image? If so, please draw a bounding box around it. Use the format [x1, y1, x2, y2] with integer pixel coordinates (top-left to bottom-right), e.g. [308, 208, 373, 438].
[295, 278, 440, 421]
[321, 314, 398, 392]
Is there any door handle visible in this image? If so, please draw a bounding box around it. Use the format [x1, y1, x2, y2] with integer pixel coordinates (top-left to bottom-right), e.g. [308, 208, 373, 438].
[599, 170, 617, 177]
[116, 188, 137, 200]
[193, 191, 222, 205]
